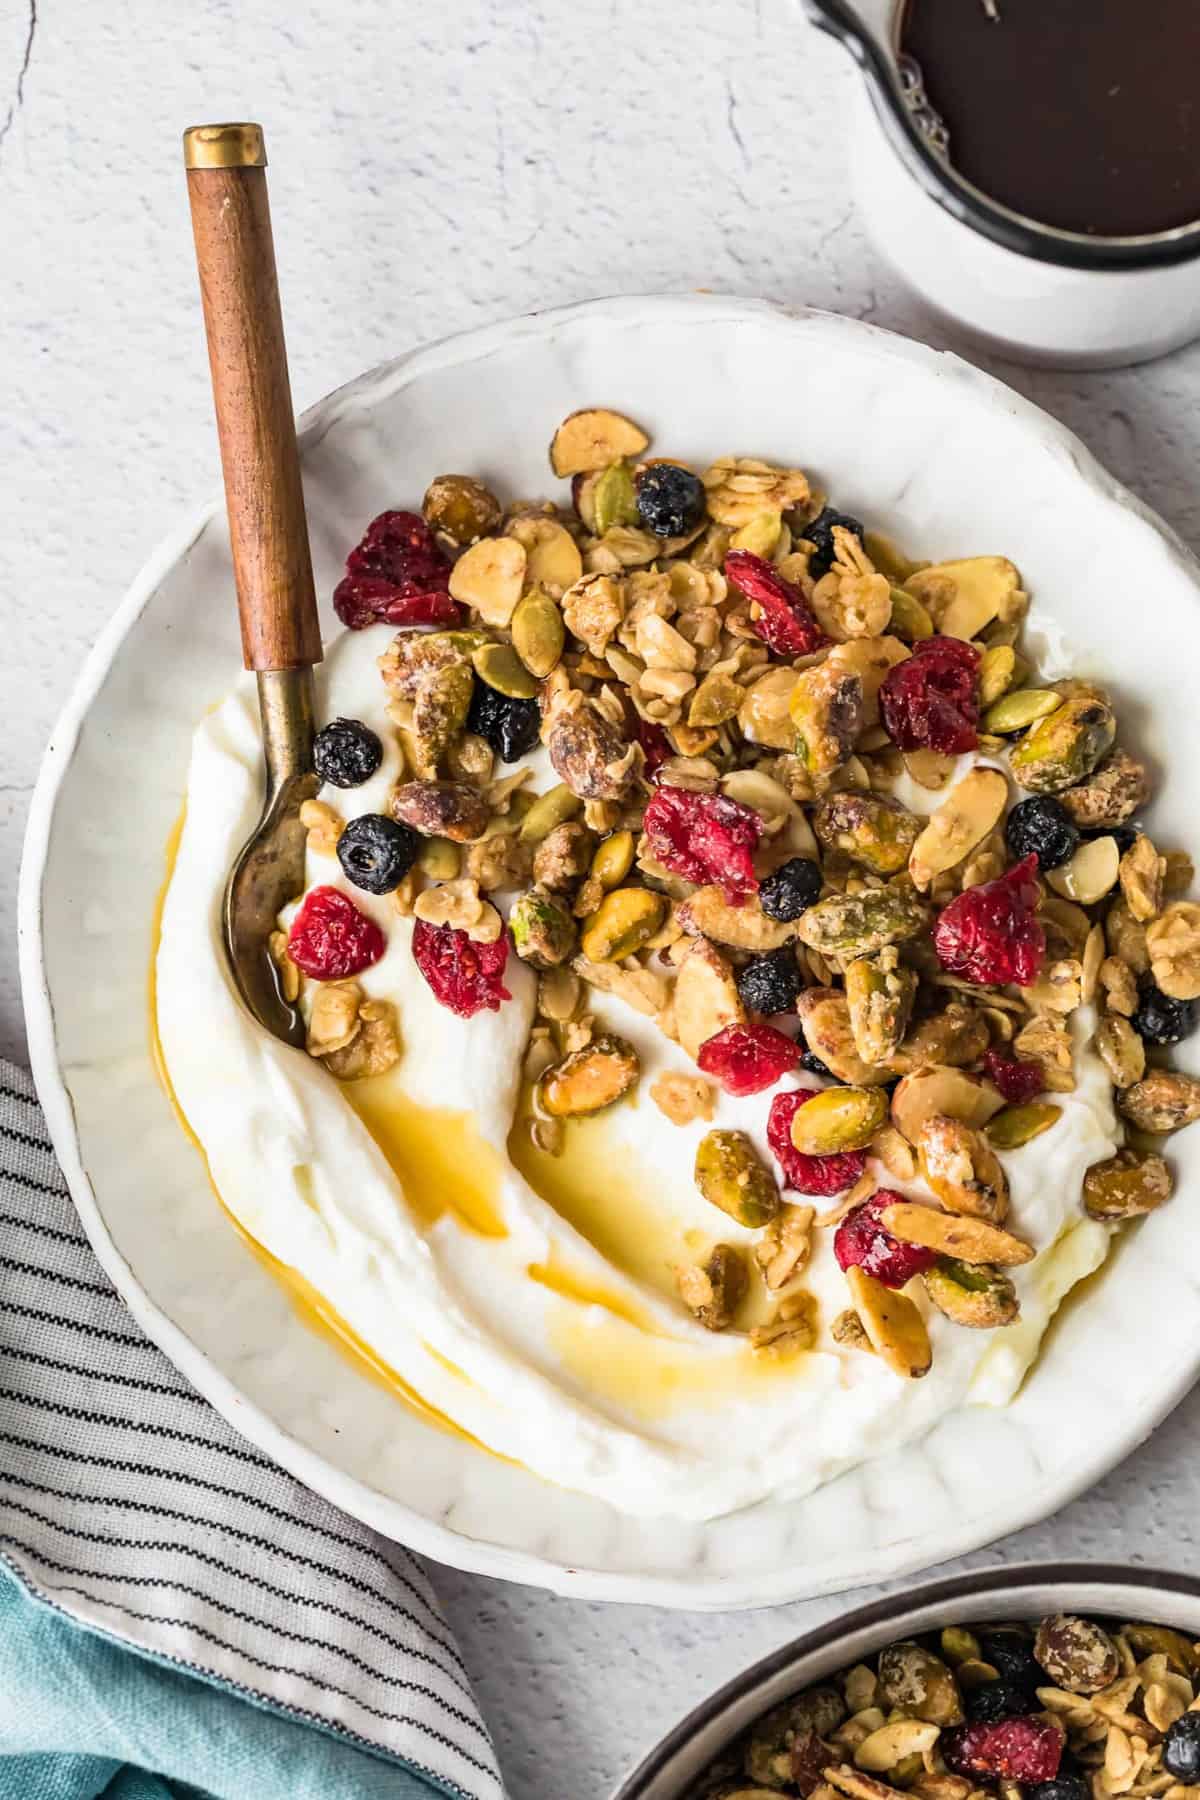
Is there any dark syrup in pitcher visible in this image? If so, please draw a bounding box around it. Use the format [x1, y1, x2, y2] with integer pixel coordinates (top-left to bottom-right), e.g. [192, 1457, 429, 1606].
[900, 0, 1200, 237]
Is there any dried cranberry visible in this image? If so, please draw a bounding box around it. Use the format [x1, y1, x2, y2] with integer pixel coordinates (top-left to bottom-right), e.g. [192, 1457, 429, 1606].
[636, 717, 672, 776]
[642, 785, 761, 903]
[791, 1731, 835, 1798]
[333, 510, 464, 631]
[933, 855, 1045, 987]
[287, 885, 387, 980]
[879, 635, 981, 754]
[942, 1719, 1064, 1784]
[983, 1049, 1045, 1104]
[768, 1089, 869, 1197]
[411, 919, 512, 1017]
[697, 1023, 800, 1096]
[725, 550, 827, 658]
[833, 1191, 937, 1287]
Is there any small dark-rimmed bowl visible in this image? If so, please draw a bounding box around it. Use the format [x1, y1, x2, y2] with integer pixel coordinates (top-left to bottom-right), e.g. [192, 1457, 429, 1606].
[614, 1563, 1200, 1799]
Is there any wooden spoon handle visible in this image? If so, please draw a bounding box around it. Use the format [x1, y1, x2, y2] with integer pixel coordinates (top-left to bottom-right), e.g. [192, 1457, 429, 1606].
[184, 123, 322, 673]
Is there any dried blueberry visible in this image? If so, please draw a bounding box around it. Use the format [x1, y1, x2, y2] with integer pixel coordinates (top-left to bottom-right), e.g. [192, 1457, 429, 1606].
[313, 717, 384, 789]
[799, 1045, 835, 1079]
[805, 505, 865, 579]
[336, 813, 420, 894]
[1163, 1711, 1200, 1783]
[1086, 822, 1141, 857]
[467, 680, 540, 763]
[1005, 796, 1079, 871]
[977, 1628, 1042, 1691]
[965, 1680, 1037, 1725]
[737, 947, 803, 1016]
[1132, 975, 1197, 1047]
[759, 857, 823, 923]
[635, 464, 706, 538]
[1027, 1766, 1091, 1800]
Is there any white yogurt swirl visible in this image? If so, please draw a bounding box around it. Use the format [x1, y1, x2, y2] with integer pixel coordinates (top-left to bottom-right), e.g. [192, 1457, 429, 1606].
[155, 625, 1121, 1520]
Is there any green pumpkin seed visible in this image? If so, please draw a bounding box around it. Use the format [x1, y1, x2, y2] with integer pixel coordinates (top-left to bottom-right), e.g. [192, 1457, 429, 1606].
[887, 586, 934, 642]
[986, 1101, 1063, 1150]
[519, 783, 583, 844]
[982, 688, 1062, 734]
[579, 886, 665, 962]
[978, 644, 1018, 708]
[591, 830, 634, 890]
[591, 461, 640, 536]
[511, 586, 565, 679]
[472, 640, 540, 699]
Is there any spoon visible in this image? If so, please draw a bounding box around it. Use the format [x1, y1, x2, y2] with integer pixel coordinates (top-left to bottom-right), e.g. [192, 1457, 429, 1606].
[184, 122, 323, 1048]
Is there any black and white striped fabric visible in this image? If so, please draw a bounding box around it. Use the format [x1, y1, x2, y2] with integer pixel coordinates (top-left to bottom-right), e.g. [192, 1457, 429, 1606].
[0, 1061, 502, 1800]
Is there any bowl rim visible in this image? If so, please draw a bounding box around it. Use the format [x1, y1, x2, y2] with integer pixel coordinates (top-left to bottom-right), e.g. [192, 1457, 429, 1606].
[613, 1560, 1200, 1798]
[18, 291, 1200, 1606]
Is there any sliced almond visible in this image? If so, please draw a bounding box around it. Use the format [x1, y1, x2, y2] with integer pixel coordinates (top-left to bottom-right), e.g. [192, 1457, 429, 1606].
[909, 767, 1008, 889]
[844, 1267, 932, 1380]
[673, 937, 745, 1062]
[855, 1721, 942, 1773]
[891, 1065, 1005, 1144]
[905, 556, 1025, 641]
[507, 516, 583, 594]
[902, 748, 957, 791]
[448, 535, 527, 626]
[549, 407, 649, 477]
[878, 1202, 1035, 1266]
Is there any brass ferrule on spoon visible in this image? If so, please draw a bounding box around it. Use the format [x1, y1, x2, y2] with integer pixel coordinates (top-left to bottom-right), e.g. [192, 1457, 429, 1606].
[184, 122, 322, 1047]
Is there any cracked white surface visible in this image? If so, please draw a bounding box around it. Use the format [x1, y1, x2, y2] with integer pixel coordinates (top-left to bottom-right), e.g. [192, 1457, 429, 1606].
[7, 5, 1200, 1797]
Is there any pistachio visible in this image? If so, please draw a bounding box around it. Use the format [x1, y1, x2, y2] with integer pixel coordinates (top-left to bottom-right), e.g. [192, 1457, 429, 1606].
[409, 659, 475, 774]
[694, 1129, 781, 1228]
[1045, 834, 1120, 906]
[796, 989, 894, 1087]
[549, 407, 649, 477]
[539, 1032, 640, 1117]
[790, 1085, 890, 1156]
[1146, 901, 1200, 1000]
[590, 461, 640, 536]
[745, 1689, 847, 1789]
[507, 515, 584, 594]
[1122, 1625, 1200, 1675]
[983, 688, 1062, 735]
[390, 779, 490, 842]
[940, 1629, 982, 1667]
[591, 830, 635, 890]
[1059, 747, 1151, 828]
[844, 1266, 931, 1380]
[986, 1102, 1063, 1150]
[677, 1243, 747, 1332]
[447, 534, 527, 627]
[1118, 1070, 1200, 1134]
[510, 587, 566, 679]
[917, 1115, 1008, 1221]
[909, 768, 1009, 889]
[1009, 693, 1117, 794]
[795, 887, 930, 961]
[789, 659, 865, 785]
[813, 790, 922, 877]
[1034, 1615, 1120, 1695]
[878, 1202, 1035, 1266]
[674, 938, 746, 1061]
[889, 1003, 990, 1075]
[891, 1066, 1005, 1143]
[845, 949, 917, 1064]
[509, 887, 577, 969]
[855, 1720, 942, 1773]
[677, 885, 798, 952]
[520, 784, 585, 846]
[471, 640, 539, 700]
[877, 1643, 964, 1726]
[544, 695, 633, 801]
[888, 586, 934, 642]
[689, 670, 745, 728]
[1095, 1015, 1146, 1089]
[580, 887, 666, 962]
[905, 556, 1025, 641]
[422, 473, 502, 546]
[1082, 1148, 1173, 1220]
[924, 1258, 1019, 1329]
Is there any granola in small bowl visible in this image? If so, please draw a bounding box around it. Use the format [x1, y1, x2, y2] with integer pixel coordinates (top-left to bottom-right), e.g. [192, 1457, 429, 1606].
[155, 405, 1198, 1519]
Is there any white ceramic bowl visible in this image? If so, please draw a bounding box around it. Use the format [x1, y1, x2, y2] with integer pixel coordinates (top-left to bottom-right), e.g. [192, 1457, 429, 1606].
[19, 295, 1200, 1608]
[614, 1563, 1200, 1797]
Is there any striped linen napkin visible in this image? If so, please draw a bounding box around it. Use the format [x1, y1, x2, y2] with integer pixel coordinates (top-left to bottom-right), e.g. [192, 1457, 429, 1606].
[0, 1060, 503, 1800]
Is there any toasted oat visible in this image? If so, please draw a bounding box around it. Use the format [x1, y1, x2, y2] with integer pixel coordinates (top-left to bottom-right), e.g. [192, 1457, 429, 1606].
[300, 797, 343, 857]
[650, 1070, 715, 1126]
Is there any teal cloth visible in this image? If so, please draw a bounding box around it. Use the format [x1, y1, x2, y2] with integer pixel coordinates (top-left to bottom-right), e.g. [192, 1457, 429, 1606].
[0, 1563, 442, 1800]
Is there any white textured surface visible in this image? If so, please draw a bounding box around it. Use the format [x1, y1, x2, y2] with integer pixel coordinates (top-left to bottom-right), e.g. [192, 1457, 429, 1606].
[6, 5, 1200, 1797]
